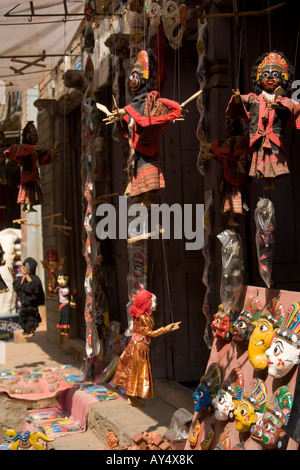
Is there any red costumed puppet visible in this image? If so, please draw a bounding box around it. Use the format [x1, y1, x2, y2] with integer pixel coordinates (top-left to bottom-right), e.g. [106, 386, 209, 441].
[5, 121, 57, 212]
[226, 51, 300, 190]
[100, 50, 182, 201]
[113, 288, 180, 407]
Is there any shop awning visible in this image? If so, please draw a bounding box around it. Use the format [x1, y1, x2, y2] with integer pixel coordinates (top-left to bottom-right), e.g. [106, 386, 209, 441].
[0, 0, 86, 92]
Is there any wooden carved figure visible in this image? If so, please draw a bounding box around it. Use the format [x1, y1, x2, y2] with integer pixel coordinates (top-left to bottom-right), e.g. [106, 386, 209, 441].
[232, 294, 262, 345]
[226, 51, 300, 190]
[5, 121, 57, 212]
[54, 274, 73, 335]
[234, 378, 267, 433]
[192, 362, 222, 415]
[9, 257, 45, 336]
[113, 288, 180, 407]
[212, 368, 244, 422]
[101, 50, 181, 202]
[248, 297, 285, 371]
[266, 302, 300, 378]
[251, 386, 293, 450]
[41, 248, 64, 297]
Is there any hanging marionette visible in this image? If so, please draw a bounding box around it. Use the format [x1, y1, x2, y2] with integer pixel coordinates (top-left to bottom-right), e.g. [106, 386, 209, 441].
[5, 121, 57, 212]
[113, 288, 181, 407]
[97, 49, 200, 203]
[226, 51, 300, 190]
[53, 273, 75, 335]
[9, 257, 45, 336]
[199, 118, 250, 225]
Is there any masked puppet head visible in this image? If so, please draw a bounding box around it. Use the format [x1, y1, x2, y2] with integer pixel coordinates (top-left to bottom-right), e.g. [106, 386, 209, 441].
[162, 0, 186, 49]
[146, 0, 163, 27]
[234, 378, 267, 433]
[57, 274, 69, 288]
[212, 368, 244, 422]
[248, 298, 285, 370]
[211, 304, 238, 341]
[192, 362, 222, 414]
[232, 294, 262, 344]
[251, 51, 294, 95]
[22, 121, 38, 145]
[266, 302, 300, 378]
[251, 386, 293, 450]
[129, 49, 156, 95]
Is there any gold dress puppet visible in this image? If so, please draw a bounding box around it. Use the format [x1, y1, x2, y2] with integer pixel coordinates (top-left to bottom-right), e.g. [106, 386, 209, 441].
[113, 288, 180, 407]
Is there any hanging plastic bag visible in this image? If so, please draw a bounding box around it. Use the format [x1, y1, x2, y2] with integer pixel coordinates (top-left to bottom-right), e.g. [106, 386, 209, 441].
[217, 229, 244, 314]
[254, 198, 275, 288]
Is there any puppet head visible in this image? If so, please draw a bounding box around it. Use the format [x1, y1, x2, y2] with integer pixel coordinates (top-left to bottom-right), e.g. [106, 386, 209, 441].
[232, 294, 262, 344]
[252, 51, 294, 94]
[266, 302, 300, 378]
[23, 257, 38, 275]
[251, 386, 293, 450]
[162, 0, 186, 50]
[129, 49, 156, 94]
[129, 288, 156, 318]
[22, 121, 38, 145]
[146, 0, 163, 27]
[234, 378, 267, 433]
[248, 298, 285, 370]
[57, 274, 69, 287]
[192, 362, 222, 413]
[211, 304, 238, 341]
[212, 368, 244, 421]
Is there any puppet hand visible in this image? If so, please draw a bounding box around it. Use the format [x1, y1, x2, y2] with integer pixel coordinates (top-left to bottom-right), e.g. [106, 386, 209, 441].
[166, 321, 181, 332]
[34, 144, 41, 151]
[103, 108, 126, 124]
[200, 141, 213, 161]
[232, 89, 241, 103]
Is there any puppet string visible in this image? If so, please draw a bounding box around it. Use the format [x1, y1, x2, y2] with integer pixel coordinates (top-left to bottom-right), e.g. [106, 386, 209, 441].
[162, 237, 174, 324]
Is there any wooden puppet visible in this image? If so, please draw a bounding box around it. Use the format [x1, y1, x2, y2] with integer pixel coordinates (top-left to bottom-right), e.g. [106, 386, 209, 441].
[0, 243, 9, 293]
[98, 50, 200, 202]
[53, 273, 73, 335]
[113, 288, 181, 407]
[100, 50, 181, 201]
[5, 121, 57, 212]
[226, 51, 300, 190]
[9, 257, 45, 336]
[41, 249, 64, 297]
[199, 119, 250, 225]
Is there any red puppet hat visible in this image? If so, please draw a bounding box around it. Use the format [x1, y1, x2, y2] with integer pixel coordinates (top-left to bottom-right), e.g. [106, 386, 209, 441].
[130, 288, 153, 318]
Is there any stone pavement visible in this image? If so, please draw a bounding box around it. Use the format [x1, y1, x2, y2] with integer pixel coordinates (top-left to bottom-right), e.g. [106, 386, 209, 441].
[0, 322, 194, 451]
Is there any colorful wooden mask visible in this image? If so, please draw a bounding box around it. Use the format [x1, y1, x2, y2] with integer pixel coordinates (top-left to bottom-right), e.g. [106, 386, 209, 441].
[212, 368, 244, 422]
[248, 298, 285, 370]
[162, 0, 186, 50]
[145, 0, 163, 27]
[251, 386, 293, 450]
[234, 378, 267, 433]
[256, 52, 289, 91]
[266, 302, 300, 378]
[211, 304, 238, 341]
[192, 362, 222, 414]
[232, 294, 262, 344]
